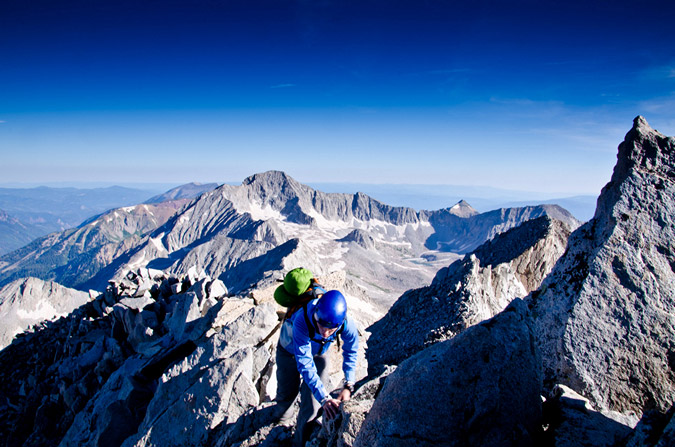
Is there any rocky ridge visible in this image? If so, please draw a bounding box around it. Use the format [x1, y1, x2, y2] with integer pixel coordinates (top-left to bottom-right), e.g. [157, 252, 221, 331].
[367, 214, 574, 371]
[144, 182, 218, 204]
[0, 200, 191, 290]
[0, 265, 230, 446]
[0, 185, 170, 256]
[0, 265, 370, 447]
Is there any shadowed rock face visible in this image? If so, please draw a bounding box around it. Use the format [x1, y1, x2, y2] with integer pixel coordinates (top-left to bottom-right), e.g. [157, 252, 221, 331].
[356, 299, 542, 447]
[367, 215, 574, 371]
[533, 116, 675, 419]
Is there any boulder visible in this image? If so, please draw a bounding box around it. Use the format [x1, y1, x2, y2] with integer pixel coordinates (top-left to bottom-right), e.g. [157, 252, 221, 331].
[187, 277, 210, 303]
[355, 299, 542, 446]
[134, 279, 154, 298]
[208, 279, 228, 298]
[147, 268, 165, 281]
[162, 292, 201, 341]
[118, 296, 155, 311]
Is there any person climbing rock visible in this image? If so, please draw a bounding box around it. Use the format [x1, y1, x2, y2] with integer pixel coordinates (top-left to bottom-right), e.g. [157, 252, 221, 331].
[273, 268, 359, 446]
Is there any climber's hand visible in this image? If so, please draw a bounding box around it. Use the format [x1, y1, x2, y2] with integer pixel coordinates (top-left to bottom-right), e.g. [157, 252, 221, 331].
[322, 398, 341, 419]
[337, 387, 351, 402]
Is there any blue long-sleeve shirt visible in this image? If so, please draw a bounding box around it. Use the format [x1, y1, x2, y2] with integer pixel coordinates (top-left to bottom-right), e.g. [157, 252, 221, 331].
[278, 298, 359, 403]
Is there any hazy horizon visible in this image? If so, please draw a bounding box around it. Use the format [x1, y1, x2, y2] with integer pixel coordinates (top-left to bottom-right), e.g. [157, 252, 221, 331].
[0, 176, 598, 221]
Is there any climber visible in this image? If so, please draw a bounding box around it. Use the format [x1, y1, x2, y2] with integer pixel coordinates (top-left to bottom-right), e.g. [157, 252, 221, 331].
[274, 283, 359, 446]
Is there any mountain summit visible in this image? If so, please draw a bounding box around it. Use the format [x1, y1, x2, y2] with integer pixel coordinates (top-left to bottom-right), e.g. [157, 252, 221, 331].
[447, 199, 479, 217]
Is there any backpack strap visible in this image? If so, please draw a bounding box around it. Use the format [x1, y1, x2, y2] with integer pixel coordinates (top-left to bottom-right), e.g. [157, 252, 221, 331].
[303, 302, 318, 340]
[285, 281, 326, 321]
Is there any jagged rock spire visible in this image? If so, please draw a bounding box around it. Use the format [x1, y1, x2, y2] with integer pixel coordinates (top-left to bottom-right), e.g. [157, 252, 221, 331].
[534, 116, 675, 419]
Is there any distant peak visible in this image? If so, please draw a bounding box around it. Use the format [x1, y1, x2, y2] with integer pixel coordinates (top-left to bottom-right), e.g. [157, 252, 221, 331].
[243, 170, 297, 186]
[449, 200, 479, 217]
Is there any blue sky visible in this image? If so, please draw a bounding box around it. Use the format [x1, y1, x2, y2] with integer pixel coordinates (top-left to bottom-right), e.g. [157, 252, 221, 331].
[1, 0, 675, 196]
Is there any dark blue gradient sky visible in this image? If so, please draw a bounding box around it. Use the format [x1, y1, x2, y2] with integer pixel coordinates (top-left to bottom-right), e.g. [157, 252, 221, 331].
[1, 0, 674, 194]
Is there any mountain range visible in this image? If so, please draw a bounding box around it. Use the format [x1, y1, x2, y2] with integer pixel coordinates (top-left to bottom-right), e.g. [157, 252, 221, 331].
[0, 183, 220, 256]
[0, 186, 158, 256]
[1, 117, 672, 446]
[0, 171, 579, 315]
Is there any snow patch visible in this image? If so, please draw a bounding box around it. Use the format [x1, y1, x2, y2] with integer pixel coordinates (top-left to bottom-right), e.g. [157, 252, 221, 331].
[16, 301, 61, 321]
[150, 233, 167, 252]
[245, 201, 284, 221]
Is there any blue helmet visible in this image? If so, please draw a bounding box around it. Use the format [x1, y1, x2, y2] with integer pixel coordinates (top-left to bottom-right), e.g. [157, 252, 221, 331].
[315, 290, 347, 328]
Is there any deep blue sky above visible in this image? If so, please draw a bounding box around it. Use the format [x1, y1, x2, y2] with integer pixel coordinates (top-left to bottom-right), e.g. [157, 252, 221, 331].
[1, 0, 675, 196]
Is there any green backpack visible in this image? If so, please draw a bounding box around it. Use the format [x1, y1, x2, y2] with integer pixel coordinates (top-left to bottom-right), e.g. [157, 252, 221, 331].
[274, 267, 326, 315]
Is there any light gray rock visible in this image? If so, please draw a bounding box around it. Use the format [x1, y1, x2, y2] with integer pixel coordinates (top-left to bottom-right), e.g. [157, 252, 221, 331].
[356, 299, 542, 447]
[123, 303, 279, 447]
[147, 268, 164, 281]
[163, 291, 202, 342]
[309, 367, 396, 447]
[338, 229, 376, 250]
[208, 279, 228, 298]
[118, 296, 155, 311]
[134, 279, 154, 298]
[59, 357, 151, 447]
[187, 276, 210, 302]
[124, 347, 258, 447]
[533, 116, 675, 421]
[0, 277, 90, 349]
